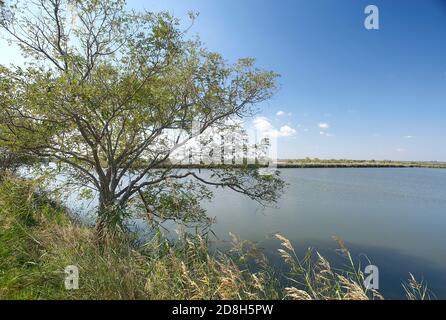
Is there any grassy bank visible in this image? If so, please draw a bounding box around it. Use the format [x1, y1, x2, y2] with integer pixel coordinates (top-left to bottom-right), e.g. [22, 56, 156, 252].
[0, 175, 430, 300]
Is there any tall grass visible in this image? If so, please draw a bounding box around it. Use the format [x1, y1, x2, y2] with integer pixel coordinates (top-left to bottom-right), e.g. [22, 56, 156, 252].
[0, 175, 433, 300]
[275, 234, 382, 300]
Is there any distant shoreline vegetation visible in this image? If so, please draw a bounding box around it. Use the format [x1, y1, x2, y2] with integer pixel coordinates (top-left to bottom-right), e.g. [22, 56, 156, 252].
[147, 159, 446, 169]
[276, 159, 446, 169]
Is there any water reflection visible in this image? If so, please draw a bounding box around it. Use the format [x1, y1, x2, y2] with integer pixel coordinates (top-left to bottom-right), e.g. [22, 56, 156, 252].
[59, 167, 446, 299]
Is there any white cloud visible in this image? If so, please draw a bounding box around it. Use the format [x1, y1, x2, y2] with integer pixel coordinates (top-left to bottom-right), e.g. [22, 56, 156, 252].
[404, 135, 413, 139]
[277, 125, 296, 137]
[276, 111, 285, 116]
[253, 116, 274, 132]
[269, 126, 297, 138]
[396, 148, 406, 153]
[318, 122, 329, 129]
[319, 131, 325, 135]
[253, 117, 296, 138]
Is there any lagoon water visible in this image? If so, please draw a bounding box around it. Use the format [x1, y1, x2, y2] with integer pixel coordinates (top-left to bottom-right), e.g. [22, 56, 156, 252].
[65, 167, 446, 299]
[200, 168, 446, 299]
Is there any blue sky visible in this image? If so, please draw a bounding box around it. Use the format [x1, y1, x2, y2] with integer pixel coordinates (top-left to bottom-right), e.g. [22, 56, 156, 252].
[1, 0, 446, 161]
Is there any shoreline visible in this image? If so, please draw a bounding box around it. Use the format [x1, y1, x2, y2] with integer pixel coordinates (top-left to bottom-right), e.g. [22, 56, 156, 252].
[275, 163, 446, 169]
[150, 160, 446, 170]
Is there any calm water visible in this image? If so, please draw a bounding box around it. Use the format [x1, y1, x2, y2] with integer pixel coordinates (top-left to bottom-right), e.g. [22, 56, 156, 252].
[65, 168, 446, 299]
[201, 168, 446, 299]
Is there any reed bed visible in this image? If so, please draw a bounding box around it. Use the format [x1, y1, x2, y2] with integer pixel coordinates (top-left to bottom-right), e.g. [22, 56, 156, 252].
[0, 175, 432, 300]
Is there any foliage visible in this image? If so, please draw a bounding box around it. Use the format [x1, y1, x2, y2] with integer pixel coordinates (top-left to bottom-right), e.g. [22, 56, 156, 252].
[0, 0, 284, 235]
[402, 273, 433, 300]
[0, 147, 32, 180]
[275, 234, 382, 300]
[0, 176, 431, 300]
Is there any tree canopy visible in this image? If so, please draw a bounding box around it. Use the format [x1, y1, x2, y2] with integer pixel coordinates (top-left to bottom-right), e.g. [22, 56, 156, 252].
[0, 0, 285, 237]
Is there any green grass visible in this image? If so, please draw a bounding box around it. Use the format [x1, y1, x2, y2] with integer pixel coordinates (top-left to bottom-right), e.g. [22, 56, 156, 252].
[0, 176, 67, 299]
[0, 175, 433, 300]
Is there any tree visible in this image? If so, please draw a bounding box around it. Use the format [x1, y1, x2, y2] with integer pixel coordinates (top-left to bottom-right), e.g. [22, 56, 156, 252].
[0, 147, 32, 180]
[0, 0, 285, 238]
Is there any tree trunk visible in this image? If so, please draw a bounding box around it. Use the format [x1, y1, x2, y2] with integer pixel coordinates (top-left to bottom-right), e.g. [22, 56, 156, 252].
[95, 190, 118, 243]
